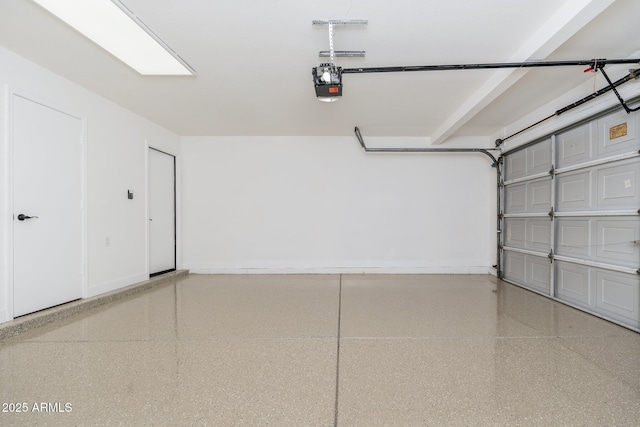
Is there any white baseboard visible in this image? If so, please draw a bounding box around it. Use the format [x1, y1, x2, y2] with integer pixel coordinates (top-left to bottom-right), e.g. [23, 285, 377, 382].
[183, 262, 491, 275]
[88, 273, 149, 298]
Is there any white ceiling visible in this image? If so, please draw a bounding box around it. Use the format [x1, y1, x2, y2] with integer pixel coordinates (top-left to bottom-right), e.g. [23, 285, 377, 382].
[1, 0, 639, 142]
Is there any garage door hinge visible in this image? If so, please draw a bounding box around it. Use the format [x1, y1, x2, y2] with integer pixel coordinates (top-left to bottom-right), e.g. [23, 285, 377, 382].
[499, 244, 504, 250]
[548, 208, 554, 219]
[498, 212, 504, 220]
[549, 166, 555, 176]
[548, 250, 554, 263]
[637, 269, 640, 276]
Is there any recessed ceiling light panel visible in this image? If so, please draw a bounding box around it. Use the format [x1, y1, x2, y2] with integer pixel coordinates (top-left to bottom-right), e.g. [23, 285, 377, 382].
[32, 0, 195, 75]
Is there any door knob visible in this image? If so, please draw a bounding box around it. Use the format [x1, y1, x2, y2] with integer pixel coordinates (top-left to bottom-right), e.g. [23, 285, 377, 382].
[17, 214, 38, 221]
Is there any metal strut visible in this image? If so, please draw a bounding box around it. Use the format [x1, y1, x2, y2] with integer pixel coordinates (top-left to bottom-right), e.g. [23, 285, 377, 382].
[354, 126, 499, 165]
[495, 67, 640, 146]
[598, 67, 640, 114]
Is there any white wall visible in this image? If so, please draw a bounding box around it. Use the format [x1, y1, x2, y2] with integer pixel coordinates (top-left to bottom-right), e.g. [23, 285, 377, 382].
[0, 47, 180, 324]
[181, 136, 495, 274]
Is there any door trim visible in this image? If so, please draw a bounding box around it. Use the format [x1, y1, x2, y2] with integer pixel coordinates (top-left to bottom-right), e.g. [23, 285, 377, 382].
[4, 87, 88, 321]
[146, 143, 178, 277]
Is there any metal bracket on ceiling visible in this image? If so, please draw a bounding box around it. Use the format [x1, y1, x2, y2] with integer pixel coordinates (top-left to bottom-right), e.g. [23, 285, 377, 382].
[313, 20, 367, 62]
[312, 20, 368, 26]
[320, 51, 366, 58]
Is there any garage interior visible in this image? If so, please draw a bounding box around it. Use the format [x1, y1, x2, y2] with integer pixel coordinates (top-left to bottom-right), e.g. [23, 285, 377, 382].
[0, 0, 639, 424]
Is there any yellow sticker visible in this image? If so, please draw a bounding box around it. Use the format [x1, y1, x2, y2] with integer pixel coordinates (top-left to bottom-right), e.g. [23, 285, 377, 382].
[609, 122, 627, 140]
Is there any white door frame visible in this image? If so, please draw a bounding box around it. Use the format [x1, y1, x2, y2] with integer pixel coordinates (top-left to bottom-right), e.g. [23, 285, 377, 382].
[145, 141, 180, 277]
[2, 87, 88, 321]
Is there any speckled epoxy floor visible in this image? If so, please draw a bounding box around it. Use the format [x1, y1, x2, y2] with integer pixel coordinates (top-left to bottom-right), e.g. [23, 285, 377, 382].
[0, 274, 639, 425]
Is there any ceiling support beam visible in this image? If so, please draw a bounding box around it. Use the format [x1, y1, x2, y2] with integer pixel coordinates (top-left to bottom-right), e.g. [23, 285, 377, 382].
[429, 0, 616, 145]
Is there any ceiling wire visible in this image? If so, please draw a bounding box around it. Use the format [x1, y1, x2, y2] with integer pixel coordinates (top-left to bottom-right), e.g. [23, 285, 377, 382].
[584, 58, 598, 92]
[343, 1, 353, 19]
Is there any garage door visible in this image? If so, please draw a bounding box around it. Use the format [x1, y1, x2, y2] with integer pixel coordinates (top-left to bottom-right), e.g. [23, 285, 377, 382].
[501, 107, 640, 331]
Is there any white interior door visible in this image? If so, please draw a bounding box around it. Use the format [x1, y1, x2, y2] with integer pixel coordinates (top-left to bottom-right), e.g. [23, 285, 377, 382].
[149, 148, 176, 276]
[13, 95, 83, 317]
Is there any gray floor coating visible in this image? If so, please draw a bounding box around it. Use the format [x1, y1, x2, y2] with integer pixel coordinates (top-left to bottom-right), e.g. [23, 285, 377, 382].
[0, 273, 638, 425]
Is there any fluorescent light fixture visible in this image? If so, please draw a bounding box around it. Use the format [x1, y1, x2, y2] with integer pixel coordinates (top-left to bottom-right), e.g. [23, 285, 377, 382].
[32, 0, 195, 75]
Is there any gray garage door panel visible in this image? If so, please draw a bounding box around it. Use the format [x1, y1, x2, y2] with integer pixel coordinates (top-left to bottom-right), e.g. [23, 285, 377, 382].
[505, 178, 552, 214]
[504, 219, 526, 249]
[502, 107, 640, 331]
[505, 150, 526, 181]
[595, 217, 640, 267]
[596, 159, 639, 209]
[504, 138, 552, 181]
[595, 269, 639, 329]
[505, 183, 526, 213]
[556, 260, 592, 307]
[504, 251, 526, 284]
[504, 218, 551, 251]
[557, 122, 593, 169]
[596, 109, 639, 158]
[503, 251, 550, 294]
[528, 139, 553, 175]
[528, 178, 552, 213]
[556, 158, 639, 211]
[556, 217, 639, 268]
[556, 171, 592, 211]
[529, 219, 551, 251]
[555, 261, 639, 328]
[556, 109, 639, 169]
[556, 218, 591, 258]
[528, 255, 552, 293]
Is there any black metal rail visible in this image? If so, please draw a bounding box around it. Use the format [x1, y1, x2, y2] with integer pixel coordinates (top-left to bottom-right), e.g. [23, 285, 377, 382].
[354, 126, 499, 165]
[342, 58, 640, 74]
[496, 67, 640, 146]
[339, 58, 640, 147]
